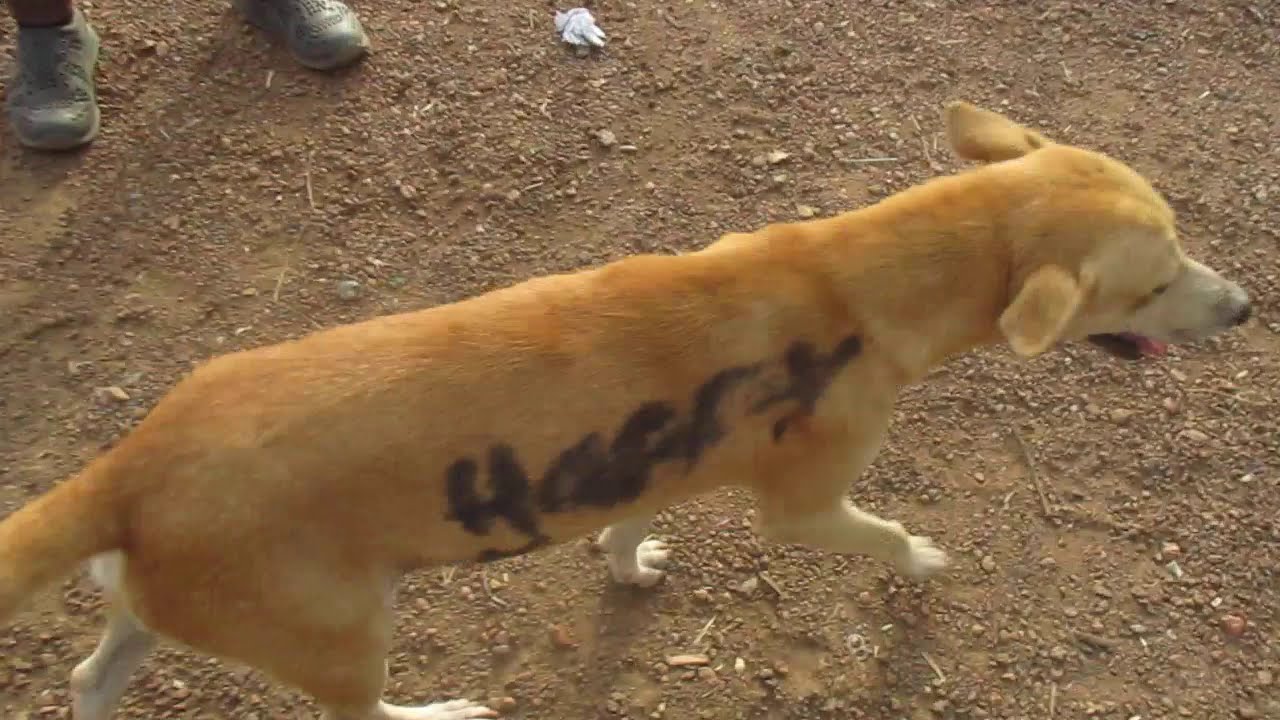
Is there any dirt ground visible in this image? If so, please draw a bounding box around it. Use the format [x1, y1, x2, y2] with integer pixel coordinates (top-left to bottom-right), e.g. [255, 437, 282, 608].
[1, 0, 1277, 718]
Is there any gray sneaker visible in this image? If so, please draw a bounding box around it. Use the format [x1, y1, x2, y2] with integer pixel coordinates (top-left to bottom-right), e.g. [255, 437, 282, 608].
[235, 0, 370, 71]
[5, 9, 101, 151]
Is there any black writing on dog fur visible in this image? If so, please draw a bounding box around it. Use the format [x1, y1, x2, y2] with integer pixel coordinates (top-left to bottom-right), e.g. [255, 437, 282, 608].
[751, 334, 863, 440]
[446, 335, 862, 558]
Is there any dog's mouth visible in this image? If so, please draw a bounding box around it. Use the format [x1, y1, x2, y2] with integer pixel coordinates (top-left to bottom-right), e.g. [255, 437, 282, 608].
[1086, 332, 1169, 360]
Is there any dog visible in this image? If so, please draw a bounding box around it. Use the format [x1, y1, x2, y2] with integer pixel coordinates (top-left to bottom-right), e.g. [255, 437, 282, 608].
[0, 101, 1251, 720]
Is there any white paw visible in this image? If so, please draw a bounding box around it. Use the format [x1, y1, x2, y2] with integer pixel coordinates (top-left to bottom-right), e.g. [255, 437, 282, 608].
[898, 535, 948, 580]
[609, 539, 671, 588]
[380, 699, 500, 719]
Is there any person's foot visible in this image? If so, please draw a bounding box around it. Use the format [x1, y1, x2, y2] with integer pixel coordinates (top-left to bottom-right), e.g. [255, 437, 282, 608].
[5, 8, 101, 151]
[235, 0, 370, 71]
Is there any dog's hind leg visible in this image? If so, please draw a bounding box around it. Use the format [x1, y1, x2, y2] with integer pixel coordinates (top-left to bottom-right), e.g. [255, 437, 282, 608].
[597, 514, 670, 587]
[71, 555, 157, 720]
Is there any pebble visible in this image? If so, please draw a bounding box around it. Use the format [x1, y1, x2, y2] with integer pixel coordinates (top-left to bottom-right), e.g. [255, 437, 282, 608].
[766, 150, 791, 164]
[335, 280, 361, 300]
[1179, 428, 1210, 444]
[95, 386, 131, 403]
[980, 555, 997, 572]
[549, 624, 576, 649]
[1221, 614, 1246, 637]
[1109, 408, 1135, 424]
[595, 129, 617, 147]
[1160, 542, 1182, 560]
[796, 204, 818, 219]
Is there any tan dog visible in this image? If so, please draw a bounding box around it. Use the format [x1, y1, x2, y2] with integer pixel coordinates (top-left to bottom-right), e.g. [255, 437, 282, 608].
[0, 102, 1251, 720]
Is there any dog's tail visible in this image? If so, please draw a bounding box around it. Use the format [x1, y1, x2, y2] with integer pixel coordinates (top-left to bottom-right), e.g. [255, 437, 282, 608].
[0, 458, 126, 625]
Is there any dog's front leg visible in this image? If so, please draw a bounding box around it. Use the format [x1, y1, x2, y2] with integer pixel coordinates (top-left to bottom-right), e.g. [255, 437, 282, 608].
[758, 498, 948, 580]
[596, 514, 671, 587]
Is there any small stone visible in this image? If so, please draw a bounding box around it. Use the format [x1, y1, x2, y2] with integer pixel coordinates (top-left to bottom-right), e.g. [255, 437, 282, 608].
[335, 280, 361, 301]
[697, 667, 717, 682]
[692, 588, 714, 603]
[493, 697, 518, 713]
[796, 204, 818, 219]
[737, 576, 759, 594]
[594, 129, 617, 147]
[980, 555, 997, 572]
[549, 624, 576, 649]
[505, 189, 521, 202]
[766, 150, 791, 164]
[1162, 397, 1181, 414]
[734, 657, 746, 674]
[1221, 614, 1246, 637]
[1257, 669, 1273, 686]
[95, 386, 130, 403]
[1165, 560, 1184, 579]
[1109, 408, 1135, 424]
[398, 183, 418, 200]
[1179, 428, 1210, 444]
[1160, 542, 1182, 560]
[1237, 704, 1259, 719]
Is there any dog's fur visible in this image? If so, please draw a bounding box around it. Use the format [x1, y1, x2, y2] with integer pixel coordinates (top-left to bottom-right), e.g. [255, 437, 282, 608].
[0, 103, 1251, 720]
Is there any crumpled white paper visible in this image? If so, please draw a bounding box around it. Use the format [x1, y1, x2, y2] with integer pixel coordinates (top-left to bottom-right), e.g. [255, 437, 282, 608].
[554, 7, 607, 48]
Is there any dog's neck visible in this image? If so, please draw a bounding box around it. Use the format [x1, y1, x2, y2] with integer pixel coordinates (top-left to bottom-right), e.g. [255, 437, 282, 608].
[812, 167, 1023, 383]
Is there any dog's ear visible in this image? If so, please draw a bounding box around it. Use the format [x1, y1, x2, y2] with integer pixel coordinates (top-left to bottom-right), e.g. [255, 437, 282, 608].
[999, 266, 1084, 357]
[945, 101, 1054, 163]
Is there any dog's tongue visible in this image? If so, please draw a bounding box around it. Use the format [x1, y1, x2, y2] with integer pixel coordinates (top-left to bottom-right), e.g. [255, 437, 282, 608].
[1122, 333, 1168, 356]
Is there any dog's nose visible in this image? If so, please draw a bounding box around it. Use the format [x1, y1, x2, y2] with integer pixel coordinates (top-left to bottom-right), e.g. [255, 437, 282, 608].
[1231, 302, 1252, 326]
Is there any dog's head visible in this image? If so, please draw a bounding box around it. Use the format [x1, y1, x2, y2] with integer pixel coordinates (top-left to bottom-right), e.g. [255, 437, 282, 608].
[945, 101, 1251, 361]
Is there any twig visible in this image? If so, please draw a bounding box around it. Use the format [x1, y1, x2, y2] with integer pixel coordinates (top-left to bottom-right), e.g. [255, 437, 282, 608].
[1001, 490, 1017, 510]
[440, 566, 457, 584]
[1010, 432, 1053, 517]
[693, 615, 717, 645]
[846, 156, 898, 164]
[922, 652, 946, 683]
[271, 262, 289, 302]
[757, 571, 785, 599]
[1049, 682, 1057, 718]
[304, 160, 317, 212]
[1185, 388, 1268, 406]
[480, 569, 508, 607]
[265, 70, 274, 89]
[1073, 630, 1119, 652]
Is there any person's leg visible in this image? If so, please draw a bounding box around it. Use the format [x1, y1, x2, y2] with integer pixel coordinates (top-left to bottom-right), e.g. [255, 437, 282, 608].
[7, 0, 72, 26]
[4, 0, 101, 150]
[234, 0, 369, 71]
